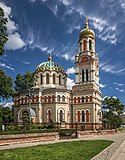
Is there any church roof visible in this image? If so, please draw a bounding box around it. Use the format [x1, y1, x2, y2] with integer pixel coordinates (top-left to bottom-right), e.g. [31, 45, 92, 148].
[35, 54, 65, 73]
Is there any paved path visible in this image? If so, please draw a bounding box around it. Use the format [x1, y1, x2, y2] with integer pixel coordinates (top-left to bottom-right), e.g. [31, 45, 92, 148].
[0, 132, 125, 160]
[91, 132, 125, 160]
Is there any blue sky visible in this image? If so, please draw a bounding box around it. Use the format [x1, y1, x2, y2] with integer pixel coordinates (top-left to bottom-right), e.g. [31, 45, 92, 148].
[0, 0, 125, 105]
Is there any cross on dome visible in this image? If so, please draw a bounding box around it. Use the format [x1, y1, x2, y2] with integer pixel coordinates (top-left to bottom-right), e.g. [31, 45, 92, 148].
[85, 16, 89, 29]
[48, 53, 52, 61]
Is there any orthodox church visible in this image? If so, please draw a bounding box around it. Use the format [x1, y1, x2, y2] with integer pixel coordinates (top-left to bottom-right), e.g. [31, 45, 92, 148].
[13, 18, 102, 129]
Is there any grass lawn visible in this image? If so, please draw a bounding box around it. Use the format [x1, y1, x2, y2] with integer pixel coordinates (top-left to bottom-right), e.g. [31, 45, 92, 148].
[0, 140, 113, 160]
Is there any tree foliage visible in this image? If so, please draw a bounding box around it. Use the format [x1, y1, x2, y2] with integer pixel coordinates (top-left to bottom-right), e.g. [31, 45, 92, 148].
[102, 97, 124, 128]
[0, 106, 14, 123]
[14, 71, 34, 92]
[0, 7, 8, 56]
[0, 68, 14, 100]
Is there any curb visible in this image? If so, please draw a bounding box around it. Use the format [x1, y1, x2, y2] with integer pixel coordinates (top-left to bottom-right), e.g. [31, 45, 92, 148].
[91, 141, 115, 160]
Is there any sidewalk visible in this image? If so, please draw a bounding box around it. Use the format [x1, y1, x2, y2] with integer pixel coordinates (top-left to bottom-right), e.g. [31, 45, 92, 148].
[0, 132, 125, 160]
[109, 140, 125, 160]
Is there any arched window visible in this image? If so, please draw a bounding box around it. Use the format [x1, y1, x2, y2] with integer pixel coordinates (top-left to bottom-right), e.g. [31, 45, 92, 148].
[90, 96, 92, 102]
[86, 69, 88, 81]
[21, 97, 23, 104]
[57, 95, 60, 102]
[41, 74, 43, 85]
[62, 96, 65, 102]
[52, 95, 55, 102]
[59, 109, 64, 122]
[48, 96, 51, 103]
[86, 96, 88, 102]
[44, 96, 47, 103]
[18, 99, 20, 105]
[89, 40, 92, 50]
[83, 39, 86, 51]
[74, 97, 76, 103]
[76, 110, 80, 122]
[81, 110, 85, 122]
[82, 97, 84, 103]
[78, 97, 80, 103]
[25, 97, 27, 104]
[59, 75, 61, 85]
[46, 73, 49, 84]
[32, 95, 34, 103]
[36, 95, 39, 102]
[86, 110, 90, 122]
[80, 42, 82, 51]
[47, 109, 52, 123]
[53, 74, 56, 84]
[82, 70, 84, 82]
[60, 110, 63, 122]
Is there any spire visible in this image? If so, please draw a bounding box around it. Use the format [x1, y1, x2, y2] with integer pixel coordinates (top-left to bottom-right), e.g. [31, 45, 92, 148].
[48, 53, 52, 61]
[85, 16, 89, 29]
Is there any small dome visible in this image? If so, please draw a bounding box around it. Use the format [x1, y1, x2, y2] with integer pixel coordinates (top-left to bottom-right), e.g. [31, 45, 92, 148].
[36, 54, 65, 73]
[79, 17, 95, 39]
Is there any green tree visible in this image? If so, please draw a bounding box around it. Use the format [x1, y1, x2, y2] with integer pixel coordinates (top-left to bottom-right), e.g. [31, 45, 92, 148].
[0, 68, 14, 100]
[0, 7, 8, 56]
[0, 106, 14, 123]
[15, 71, 34, 92]
[102, 97, 124, 128]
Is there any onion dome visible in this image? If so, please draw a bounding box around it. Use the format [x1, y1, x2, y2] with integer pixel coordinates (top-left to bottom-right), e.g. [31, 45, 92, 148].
[36, 54, 65, 73]
[79, 17, 95, 40]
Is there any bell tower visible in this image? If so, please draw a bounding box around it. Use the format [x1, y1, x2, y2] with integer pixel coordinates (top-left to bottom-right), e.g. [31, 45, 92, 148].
[72, 17, 102, 129]
[75, 17, 99, 88]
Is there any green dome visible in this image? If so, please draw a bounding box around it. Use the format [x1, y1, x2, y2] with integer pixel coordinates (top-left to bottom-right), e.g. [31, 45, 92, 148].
[36, 55, 65, 73]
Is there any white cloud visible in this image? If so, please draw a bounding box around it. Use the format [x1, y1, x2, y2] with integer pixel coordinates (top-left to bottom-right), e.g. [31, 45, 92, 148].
[5, 32, 25, 50]
[59, 0, 72, 6]
[102, 96, 108, 100]
[47, 48, 54, 54]
[90, 16, 117, 44]
[64, 7, 74, 15]
[41, 47, 48, 52]
[115, 87, 125, 93]
[100, 62, 125, 75]
[113, 82, 124, 86]
[99, 83, 106, 88]
[62, 53, 75, 61]
[102, 96, 117, 100]
[48, 4, 58, 16]
[66, 21, 81, 34]
[67, 77, 75, 89]
[3, 102, 14, 108]
[91, 17, 107, 31]
[0, 62, 14, 71]
[66, 67, 75, 74]
[120, 0, 125, 9]
[23, 61, 30, 65]
[74, 6, 85, 16]
[0, 2, 25, 50]
[0, 101, 14, 108]
[0, 2, 18, 34]
[74, 25, 81, 30]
